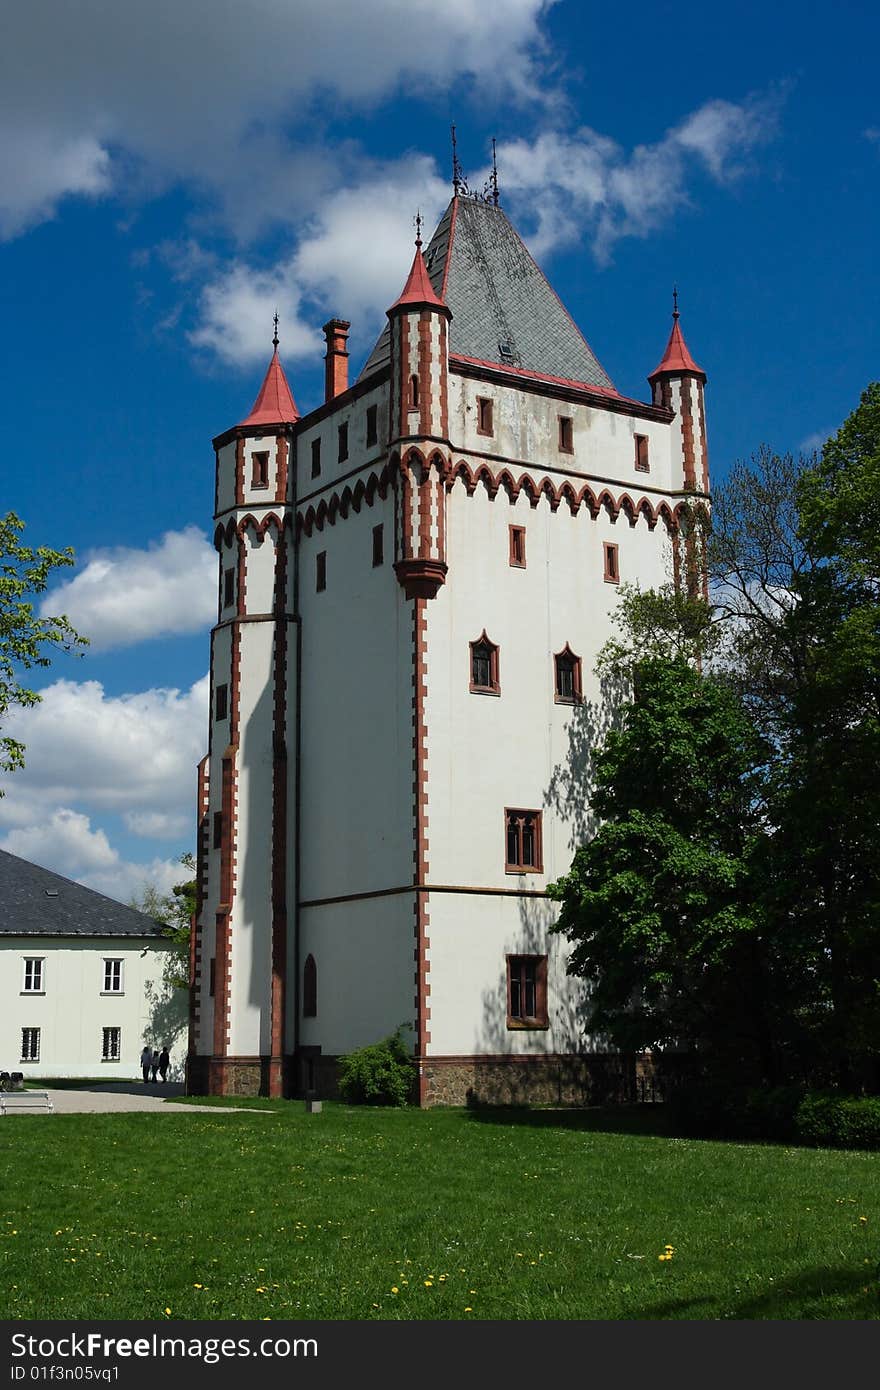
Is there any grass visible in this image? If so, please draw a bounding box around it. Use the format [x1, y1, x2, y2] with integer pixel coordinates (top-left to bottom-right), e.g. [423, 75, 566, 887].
[2, 1101, 878, 1320]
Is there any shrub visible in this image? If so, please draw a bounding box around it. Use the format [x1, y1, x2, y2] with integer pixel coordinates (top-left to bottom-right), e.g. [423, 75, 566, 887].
[337, 1027, 415, 1107]
[795, 1093, 880, 1149]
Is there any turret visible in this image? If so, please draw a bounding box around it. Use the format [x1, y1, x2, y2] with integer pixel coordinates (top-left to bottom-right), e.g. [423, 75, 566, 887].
[193, 322, 299, 1099]
[648, 290, 708, 496]
[387, 222, 452, 600]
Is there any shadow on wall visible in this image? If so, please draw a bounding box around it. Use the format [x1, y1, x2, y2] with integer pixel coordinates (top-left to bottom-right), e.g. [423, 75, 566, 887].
[544, 666, 629, 854]
[143, 976, 189, 1080]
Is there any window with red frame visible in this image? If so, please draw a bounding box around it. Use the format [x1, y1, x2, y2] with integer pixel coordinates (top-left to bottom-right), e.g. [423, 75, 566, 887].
[506, 955, 548, 1028]
[505, 809, 543, 872]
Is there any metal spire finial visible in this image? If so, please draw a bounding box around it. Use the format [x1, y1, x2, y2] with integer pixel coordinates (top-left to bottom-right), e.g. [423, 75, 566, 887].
[415, 210, 422, 248]
[451, 123, 463, 196]
[672, 286, 679, 321]
[272, 310, 279, 349]
[491, 137, 499, 206]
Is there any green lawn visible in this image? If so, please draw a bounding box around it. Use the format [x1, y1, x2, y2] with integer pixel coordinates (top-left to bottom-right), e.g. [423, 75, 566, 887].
[2, 1102, 877, 1320]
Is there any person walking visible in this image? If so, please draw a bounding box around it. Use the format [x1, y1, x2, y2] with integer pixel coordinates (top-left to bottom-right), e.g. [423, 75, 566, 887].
[150, 1048, 160, 1083]
[158, 1046, 170, 1083]
[140, 1045, 152, 1085]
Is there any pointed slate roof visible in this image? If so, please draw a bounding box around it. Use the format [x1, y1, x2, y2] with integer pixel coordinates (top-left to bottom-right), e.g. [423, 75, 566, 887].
[0, 848, 167, 938]
[389, 241, 448, 313]
[649, 308, 705, 382]
[239, 347, 299, 429]
[359, 196, 615, 391]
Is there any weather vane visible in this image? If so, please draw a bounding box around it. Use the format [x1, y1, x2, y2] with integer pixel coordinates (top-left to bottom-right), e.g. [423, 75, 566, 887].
[415, 210, 422, 247]
[273, 310, 279, 348]
[491, 137, 499, 206]
[672, 286, 679, 320]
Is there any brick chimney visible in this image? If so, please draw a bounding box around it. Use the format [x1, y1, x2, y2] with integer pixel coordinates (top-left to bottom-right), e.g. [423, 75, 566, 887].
[323, 318, 350, 402]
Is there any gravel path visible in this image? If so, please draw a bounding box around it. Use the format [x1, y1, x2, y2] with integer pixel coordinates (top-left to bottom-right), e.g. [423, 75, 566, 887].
[10, 1082, 267, 1115]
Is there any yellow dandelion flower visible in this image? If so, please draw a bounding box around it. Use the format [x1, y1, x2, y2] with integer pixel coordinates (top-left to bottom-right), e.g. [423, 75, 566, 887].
[464, 1307, 473, 1313]
[424, 1280, 433, 1287]
[391, 1287, 399, 1294]
[193, 1284, 203, 1289]
[164, 1308, 172, 1316]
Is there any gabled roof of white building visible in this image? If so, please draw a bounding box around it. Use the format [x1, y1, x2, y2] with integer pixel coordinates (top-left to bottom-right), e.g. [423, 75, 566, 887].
[0, 849, 168, 939]
[359, 194, 616, 392]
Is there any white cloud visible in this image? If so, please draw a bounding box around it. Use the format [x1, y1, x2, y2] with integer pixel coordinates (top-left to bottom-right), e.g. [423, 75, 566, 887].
[799, 430, 830, 454]
[0, 676, 208, 818]
[40, 526, 216, 651]
[191, 156, 450, 365]
[0, 809, 185, 904]
[496, 91, 782, 262]
[0, 1, 554, 241]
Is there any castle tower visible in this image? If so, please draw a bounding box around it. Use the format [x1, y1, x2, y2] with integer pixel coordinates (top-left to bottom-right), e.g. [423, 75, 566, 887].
[189, 327, 299, 1098]
[387, 227, 452, 601]
[190, 186, 711, 1106]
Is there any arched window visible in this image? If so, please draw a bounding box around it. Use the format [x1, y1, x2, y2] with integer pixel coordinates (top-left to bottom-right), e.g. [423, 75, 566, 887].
[469, 632, 500, 695]
[554, 645, 582, 704]
[303, 954, 317, 1018]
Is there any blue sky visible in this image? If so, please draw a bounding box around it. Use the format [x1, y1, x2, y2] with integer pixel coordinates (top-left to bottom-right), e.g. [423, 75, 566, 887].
[1, 0, 877, 901]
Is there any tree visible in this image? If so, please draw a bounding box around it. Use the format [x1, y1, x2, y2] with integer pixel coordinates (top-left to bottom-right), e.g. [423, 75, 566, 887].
[549, 657, 778, 1079]
[0, 512, 86, 782]
[130, 853, 196, 990]
[552, 385, 880, 1090]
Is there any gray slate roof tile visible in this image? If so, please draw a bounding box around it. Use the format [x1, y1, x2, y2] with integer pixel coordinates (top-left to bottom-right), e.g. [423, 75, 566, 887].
[359, 196, 615, 391]
[0, 849, 167, 938]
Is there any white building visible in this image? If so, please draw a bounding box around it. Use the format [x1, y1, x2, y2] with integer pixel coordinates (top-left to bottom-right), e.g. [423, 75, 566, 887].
[189, 189, 709, 1104]
[0, 849, 187, 1080]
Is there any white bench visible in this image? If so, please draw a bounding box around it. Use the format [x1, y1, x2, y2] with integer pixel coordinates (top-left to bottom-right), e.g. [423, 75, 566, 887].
[0, 1090, 54, 1114]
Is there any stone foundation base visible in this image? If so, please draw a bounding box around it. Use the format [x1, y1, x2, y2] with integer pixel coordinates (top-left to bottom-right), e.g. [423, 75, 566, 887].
[186, 1054, 290, 1098]
[420, 1053, 661, 1108]
[292, 1051, 664, 1109]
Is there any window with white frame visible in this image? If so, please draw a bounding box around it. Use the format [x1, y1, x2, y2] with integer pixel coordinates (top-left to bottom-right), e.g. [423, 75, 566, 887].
[21, 1027, 40, 1062]
[22, 958, 44, 992]
[102, 1027, 121, 1061]
[103, 959, 123, 993]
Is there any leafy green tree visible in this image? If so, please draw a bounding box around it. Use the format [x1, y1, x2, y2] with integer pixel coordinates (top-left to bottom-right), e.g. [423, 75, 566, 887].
[0, 512, 86, 782]
[549, 658, 777, 1079]
[554, 385, 880, 1091]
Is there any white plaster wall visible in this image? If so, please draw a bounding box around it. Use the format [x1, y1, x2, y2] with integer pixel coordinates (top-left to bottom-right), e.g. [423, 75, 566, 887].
[242, 523, 277, 615]
[447, 374, 677, 497]
[1, 939, 187, 1079]
[296, 385, 388, 501]
[226, 619, 276, 1056]
[422, 438, 670, 1055]
[298, 894, 415, 1055]
[215, 441, 237, 516]
[298, 495, 413, 901]
[240, 435, 282, 508]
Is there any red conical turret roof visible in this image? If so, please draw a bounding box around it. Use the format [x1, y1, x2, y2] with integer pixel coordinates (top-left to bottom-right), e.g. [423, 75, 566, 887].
[388, 236, 448, 315]
[648, 295, 705, 382]
[239, 345, 299, 429]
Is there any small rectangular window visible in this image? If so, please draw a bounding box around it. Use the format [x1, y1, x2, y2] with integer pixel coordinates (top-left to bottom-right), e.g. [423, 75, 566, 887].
[209, 957, 216, 998]
[102, 1027, 121, 1061]
[23, 958, 44, 993]
[215, 684, 228, 722]
[506, 955, 548, 1028]
[103, 959, 123, 994]
[505, 809, 543, 873]
[311, 438, 321, 479]
[213, 811, 223, 850]
[366, 404, 378, 448]
[223, 567, 234, 609]
[21, 1027, 40, 1062]
[409, 375, 419, 409]
[509, 525, 526, 568]
[477, 397, 494, 435]
[634, 434, 649, 472]
[604, 542, 620, 584]
[251, 451, 269, 488]
[338, 421, 349, 463]
[372, 525, 384, 568]
[316, 551, 326, 592]
[558, 415, 573, 453]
